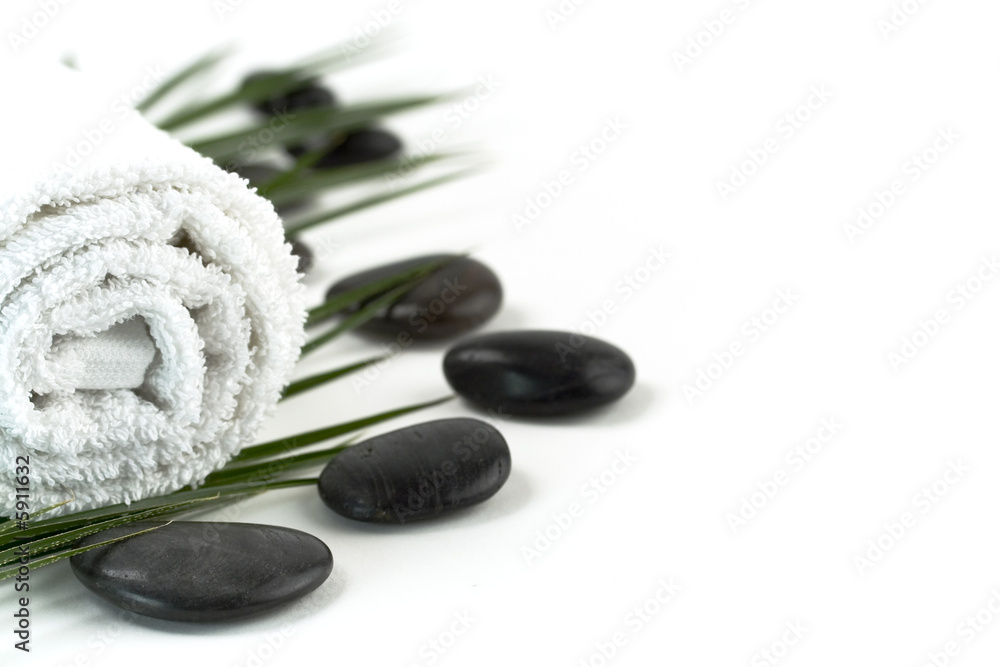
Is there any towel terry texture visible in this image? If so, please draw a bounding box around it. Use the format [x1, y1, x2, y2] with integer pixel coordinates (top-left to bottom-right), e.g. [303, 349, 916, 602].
[0, 65, 306, 516]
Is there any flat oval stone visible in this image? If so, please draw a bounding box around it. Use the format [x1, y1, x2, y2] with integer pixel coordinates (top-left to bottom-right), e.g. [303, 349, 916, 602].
[325, 254, 502, 341]
[315, 128, 402, 169]
[318, 418, 511, 524]
[243, 72, 337, 115]
[70, 522, 333, 622]
[443, 331, 636, 416]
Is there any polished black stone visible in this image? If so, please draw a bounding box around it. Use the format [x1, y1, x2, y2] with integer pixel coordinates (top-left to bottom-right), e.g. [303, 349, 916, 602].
[324, 254, 502, 341]
[70, 522, 333, 622]
[315, 128, 402, 169]
[318, 418, 511, 524]
[443, 331, 636, 416]
[243, 72, 337, 116]
[290, 238, 314, 274]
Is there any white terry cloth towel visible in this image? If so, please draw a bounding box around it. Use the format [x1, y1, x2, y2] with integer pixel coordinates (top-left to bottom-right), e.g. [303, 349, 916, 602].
[0, 64, 306, 516]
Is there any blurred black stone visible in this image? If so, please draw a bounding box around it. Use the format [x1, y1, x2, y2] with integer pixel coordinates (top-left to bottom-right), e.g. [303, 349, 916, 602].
[324, 254, 502, 341]
[243, 71, 337, 116]
[226, 162, 312, 218]
[229, 162, 280, 185]
[313, 128, 402, 169]
[290, 238, 314, 274]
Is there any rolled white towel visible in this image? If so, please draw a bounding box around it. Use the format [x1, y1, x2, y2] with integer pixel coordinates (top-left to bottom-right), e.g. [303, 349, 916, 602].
[0, 65, 306, 514]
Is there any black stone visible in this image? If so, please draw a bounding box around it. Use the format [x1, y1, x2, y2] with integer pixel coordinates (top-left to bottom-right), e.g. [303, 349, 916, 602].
[314, 128, 402, 169]
[318, 418, 511, 524]
[230, 162, 280, 185]
[443, 331, 636, 416]
[324, 254, 502, 341]
[290, 239, 314, 274]
[228, 162, 312, 217]
[243, 71, 337, 116]
[70, 522, 333, 622]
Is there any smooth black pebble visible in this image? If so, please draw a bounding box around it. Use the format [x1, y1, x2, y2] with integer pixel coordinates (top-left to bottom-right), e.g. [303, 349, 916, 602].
[70, 522, 333, 622]
[443, 330, 636, 417]
[243, 72, 337, 116]
[324, 254, 502, 340]
[318, 418, 511, 524]
[315, 128, 402, 168]
[290, 239, 314, 274]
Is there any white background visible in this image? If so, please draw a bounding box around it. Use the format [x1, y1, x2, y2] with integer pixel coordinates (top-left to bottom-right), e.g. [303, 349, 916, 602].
[4, 0, 1000, 665]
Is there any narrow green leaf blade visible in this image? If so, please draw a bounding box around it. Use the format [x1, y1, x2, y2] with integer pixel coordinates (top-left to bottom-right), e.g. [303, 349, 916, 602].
[265, 153, 455, 209]
[137, 47, 231, 113]
[258, 138, 336, 198]
[0, 498, 75, 538]
[292, 39, 391, 73]
[1, 479, 316, 547]
[187, 96, 445, 160]
[305, 254, 458, 327]
[202, 437, 360, 488]
[0, 498, 213, 567]
[156, 38, 395, 132]
[301, 282, 409, 355]
[281, 356, 384, 401]
[157, 69, 311, 131]
[284, 170, 473, 236]
[0, 523, 169, 581]
[229, 396, 452, 464]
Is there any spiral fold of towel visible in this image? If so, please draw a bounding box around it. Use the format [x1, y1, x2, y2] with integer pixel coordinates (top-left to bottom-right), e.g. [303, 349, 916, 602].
[0, 65, 306, 515]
